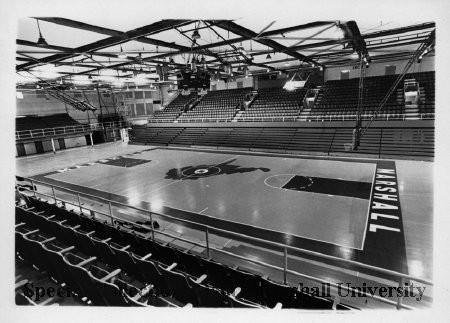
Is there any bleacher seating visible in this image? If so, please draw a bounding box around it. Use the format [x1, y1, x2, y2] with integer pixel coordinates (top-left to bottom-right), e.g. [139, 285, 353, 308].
[178, 88, 250, 123]
[133, 125, 434, 160]
[309, 71, 435, 121]
[411, 71, 435, 115]
[149, 92, 198, 122]
[310, 74, 405, 120]
[238, 87, 306, 122]
[15, 194, 351, 309]
[16, 114, 80, 132]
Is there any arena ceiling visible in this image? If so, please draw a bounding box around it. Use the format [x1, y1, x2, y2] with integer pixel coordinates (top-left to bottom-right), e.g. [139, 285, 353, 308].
[16, 17, 435, 88]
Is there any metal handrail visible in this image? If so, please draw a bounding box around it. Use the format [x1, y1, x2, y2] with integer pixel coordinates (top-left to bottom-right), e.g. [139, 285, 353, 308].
[146, 113, 435, 124]
[17, 176, 432, 309]
[19, 176, 432, 284]
[15, 121, 126, 140]
[305, 113, 435, 122]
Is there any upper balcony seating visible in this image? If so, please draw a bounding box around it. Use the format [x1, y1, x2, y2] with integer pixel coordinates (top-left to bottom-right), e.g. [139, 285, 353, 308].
[16, 113, 80, 132]
[309, 71, 435, 120]
[310, 74, 404, 120]
[408, 71, 435, 115]
[238, 87, 307, 122]
[178, 88, 250, 122]
[149, 92, 198, 122]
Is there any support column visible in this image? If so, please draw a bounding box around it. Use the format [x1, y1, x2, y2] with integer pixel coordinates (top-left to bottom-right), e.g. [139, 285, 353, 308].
[89, 133, 94, 146]
[50, 137, 56, 154]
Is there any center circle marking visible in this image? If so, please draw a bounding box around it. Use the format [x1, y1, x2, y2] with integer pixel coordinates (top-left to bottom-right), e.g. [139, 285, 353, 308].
[181, 166, 222, 177]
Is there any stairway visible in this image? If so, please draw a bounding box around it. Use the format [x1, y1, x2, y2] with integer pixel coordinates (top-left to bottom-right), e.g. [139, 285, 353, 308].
[298, 107, 311, 121]
[403, 87, 421, 120]
[232, 110, 244, 122]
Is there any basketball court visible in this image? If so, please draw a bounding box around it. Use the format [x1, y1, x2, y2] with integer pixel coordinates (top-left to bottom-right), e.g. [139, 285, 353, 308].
[20, 143, 433, 280]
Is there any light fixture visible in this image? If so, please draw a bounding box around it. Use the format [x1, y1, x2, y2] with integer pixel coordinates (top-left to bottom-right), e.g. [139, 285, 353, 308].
[118, 45, 127, 59]
[284, 61, 290, 66]
[36, 19, 48, 47]
[200, 56, 206, 64]
[88, 75, 93, 79]
[192, 29, 200, 40]
[266, 68, 270, 73]
[266, 53, 272, 60]
[169, 57, 175, 64]
[351, 51, 359, 60]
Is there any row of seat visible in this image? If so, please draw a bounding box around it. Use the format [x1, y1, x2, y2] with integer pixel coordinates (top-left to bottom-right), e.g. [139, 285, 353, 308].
[134, 125, 434, 159]
[17, 197, 345, 308]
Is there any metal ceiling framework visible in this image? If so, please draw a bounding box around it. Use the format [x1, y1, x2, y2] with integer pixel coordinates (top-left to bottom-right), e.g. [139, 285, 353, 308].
[16, 18, 435, 88]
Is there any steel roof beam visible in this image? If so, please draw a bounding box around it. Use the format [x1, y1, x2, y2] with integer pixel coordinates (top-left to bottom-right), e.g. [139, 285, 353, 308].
[36, 17, 192, 52]
[208, 20, 323, 67]
[17, 19, 193, 71]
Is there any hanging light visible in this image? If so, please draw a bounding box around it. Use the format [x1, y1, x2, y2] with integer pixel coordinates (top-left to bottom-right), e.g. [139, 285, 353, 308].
[88, 75, 93, 79]
[36, 19, 48, 47]
[169, 56, 175, 64]
[192, 29, 200, 40]
[266, 53, 272, 60]
[118, 45, 127, 59]
[351, 51, 359, 60]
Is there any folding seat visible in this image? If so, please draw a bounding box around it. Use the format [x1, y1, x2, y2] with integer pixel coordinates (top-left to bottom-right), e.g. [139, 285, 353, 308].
[203, 259, 234, 293]
[20, 231, 54, 271]
[90, 218, 113, 240]
[104, 223, 126, 244]
[88, 269, 130, 306]
[68, 261, 110, 305]
[228, 267, 263, 304]
[74, 229, 97, 255]
[41, 243, 75, 285]
[77, 214, 96, 232]
[57, 222, 80, 246]
[227, 288, 265, 308]
[131, 232, 159, 257]
[261, 277, 298, 308]
[110, 244, 143, 280]
[131, 253, 169, 295]
[62, 253, 95, 295]
[90, 236, 120, 268]
[151, 242, 179, 266]
[15, 206, 33, 224]
[157, 263, 198, 306]
[171, 249, 206, 278]
[189, 277, 230, 307]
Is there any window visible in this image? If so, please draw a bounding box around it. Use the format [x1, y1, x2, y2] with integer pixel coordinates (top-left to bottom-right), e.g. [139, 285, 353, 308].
[340, 70, 350, 80]
[385, 65, 396, 75]
[134, 91, 144, 99]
